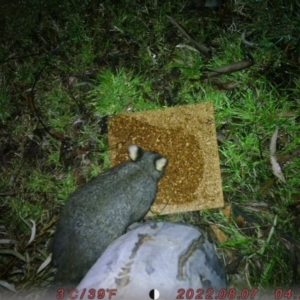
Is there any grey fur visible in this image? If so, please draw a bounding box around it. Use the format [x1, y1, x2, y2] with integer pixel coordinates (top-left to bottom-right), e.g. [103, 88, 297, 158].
[51, 145, 167, 288]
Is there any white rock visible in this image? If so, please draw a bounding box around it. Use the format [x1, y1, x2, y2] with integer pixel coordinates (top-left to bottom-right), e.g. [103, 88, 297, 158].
[76, 222, 227, 300]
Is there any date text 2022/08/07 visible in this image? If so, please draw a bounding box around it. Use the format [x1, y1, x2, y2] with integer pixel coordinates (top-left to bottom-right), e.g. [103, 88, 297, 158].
[54, 287, 300, 300]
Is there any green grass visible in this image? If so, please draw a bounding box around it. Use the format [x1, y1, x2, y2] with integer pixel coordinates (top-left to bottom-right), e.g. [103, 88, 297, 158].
[88, 69, 160, 114]
[0, 0, 299, 295]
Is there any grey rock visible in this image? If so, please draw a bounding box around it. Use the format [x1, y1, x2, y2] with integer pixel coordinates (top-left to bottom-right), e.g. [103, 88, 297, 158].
[76, 221, 227, 300]
[51, 145, 167, 288]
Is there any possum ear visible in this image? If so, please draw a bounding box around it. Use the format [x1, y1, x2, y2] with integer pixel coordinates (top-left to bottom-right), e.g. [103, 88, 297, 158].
[155, 157, 168, 171]
[128, 144, 143, 161]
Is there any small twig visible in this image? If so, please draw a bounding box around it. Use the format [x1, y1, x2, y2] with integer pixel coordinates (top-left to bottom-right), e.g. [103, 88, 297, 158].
[201, 60, 255, 79]
[28, 47, 69, 142]
[167, 15, 212, 58]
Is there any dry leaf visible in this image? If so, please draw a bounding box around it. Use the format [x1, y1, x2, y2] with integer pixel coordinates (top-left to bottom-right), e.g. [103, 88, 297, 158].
[236, 216, 245, 227]
[0, 249, 26, 262]
[270, 128, 286, 182]
[0, 280, 16, 292]
[221, 205, 232, 223]
[270, 128, 278, 156]
[19, 215, 37, 245]
[270, 156, 286, 182]
[37, 254, 52, 274]
[210, 224, 228, 243]
[27, 220, 36, 245]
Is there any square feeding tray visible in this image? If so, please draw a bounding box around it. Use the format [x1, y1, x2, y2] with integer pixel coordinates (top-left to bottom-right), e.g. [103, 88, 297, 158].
[108, 103, 224, 216]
